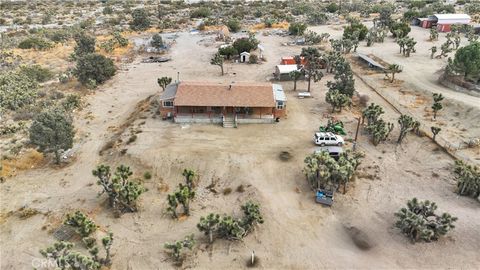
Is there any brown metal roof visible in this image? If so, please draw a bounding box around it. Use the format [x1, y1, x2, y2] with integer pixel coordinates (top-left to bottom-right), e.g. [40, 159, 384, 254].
[173, 81, 276, 107]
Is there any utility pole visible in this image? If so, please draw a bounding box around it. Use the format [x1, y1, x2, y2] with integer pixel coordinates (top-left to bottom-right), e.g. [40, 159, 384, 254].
[353, 117, 361, 151]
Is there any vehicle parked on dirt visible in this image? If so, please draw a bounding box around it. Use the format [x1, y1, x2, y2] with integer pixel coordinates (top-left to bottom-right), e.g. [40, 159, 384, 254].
[313, 132, 344, 146]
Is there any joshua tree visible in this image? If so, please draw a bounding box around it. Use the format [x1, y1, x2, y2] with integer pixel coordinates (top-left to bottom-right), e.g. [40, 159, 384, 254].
[438, 41, 453, 58]
[101, 232, 114, 266]
[431, 126, 441, 141]
[40, 241, 100, 270]
[397, 114, 416, 144]
[366, 119, 394, 146]
[454, 34, 461, 50]
[164, 234, 195, 264]
[182, 168, 197, 190]
[240, 201, 264, 233]
[217, 215, 246, 240]
[386, 64, 402, 83]
[325, 89, 351, 112]
[453, 160, 480, 199]
[404, 37, 417, 57]
[394, 198, 457, 242]
[362, 103, 384, 125]
[157, 76, 172, 91]
[289, 70, 302, 91]
[197, 213, 220, 244]
[431, 93, 444, 119]
[429, 28, 438, 41]
[429, 46, 437, 59]
[210, 53, 224, 76]
[166, 194, 178, 219]
[327, 57, 355, 97]
[64, 211, 97, 238]
[300, 47, 324, 92]
[93, 164, 147, 215]
[175, 184, 195, 216]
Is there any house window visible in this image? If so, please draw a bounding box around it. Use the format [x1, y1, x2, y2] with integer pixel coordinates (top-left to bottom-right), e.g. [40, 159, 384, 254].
[163, 101, 174, 108]
[276, 101, 285, 110]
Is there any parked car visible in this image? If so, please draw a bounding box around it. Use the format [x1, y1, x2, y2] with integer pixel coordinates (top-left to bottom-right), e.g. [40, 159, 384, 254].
[314, 146, 343, 160]
[313, 132, 344, 146]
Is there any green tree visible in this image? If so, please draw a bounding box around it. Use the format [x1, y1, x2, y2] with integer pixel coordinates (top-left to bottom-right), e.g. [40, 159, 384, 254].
[73, 32, 96, 58]
[218, 46, 238, 60]
[289, 22, 307, 35]
[395, 198, 457, 242]
[182, 168, 197, 190]
[150, 33, 163, 49]
[232, 37, 258, 54]
[327, 57, 355, 97]
[431, 126, 441, 141]
[64, 211, 97, 237]
[93, 164, 147, 214]
[289, 70, 302, 91]
[397, 114, 417, 144]
[164, 234, 195, 265]
[130, 8, 151, 31]
[450, 42, 480, 83]
[19, 64, 53, 83]
[210, 53, 224, 76]
[197, 213, 220, 244]
[157, 76, 172, 91]
[431, 93, 444, 119]
[74, 53, 116, 87]
[29, 108, 74, 164]
[0, 70, 38, 111]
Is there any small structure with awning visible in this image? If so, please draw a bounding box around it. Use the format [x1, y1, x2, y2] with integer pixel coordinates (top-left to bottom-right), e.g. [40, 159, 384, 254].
[356, 53, 385, 71]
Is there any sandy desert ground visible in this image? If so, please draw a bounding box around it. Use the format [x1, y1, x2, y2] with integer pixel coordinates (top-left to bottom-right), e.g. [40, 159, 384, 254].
[1, 27, 480, 269]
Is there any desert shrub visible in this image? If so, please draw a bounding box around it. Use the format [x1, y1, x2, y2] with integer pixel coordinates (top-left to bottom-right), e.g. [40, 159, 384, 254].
[190, 7, 211, 18]
[61, 94, 82, 111]
[248, 54, 258, 64]
[143, 171, 152, 180]
[18, 37, 53, 50]
[449, 42, 480, 84]
[325, 2, 340, 13]
[73, 32, 96, 58]
[150, 33, 164, 49]
[103, 6, 114, 15]
[218, 46, 237, 59]
[226, 19, 241, 32]
[19, 65, 54, 83]
[0, 70, 38, 111]
[289, 22, 307, 35]
[74, 53, 116, 86]
[47, 29, 72, 44]
[130, 8, 151, 31]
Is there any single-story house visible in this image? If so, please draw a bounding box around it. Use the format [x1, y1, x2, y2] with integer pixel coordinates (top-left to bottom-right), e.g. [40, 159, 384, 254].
[274, 64, 301, 80]
[159, 81, 287, 125]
